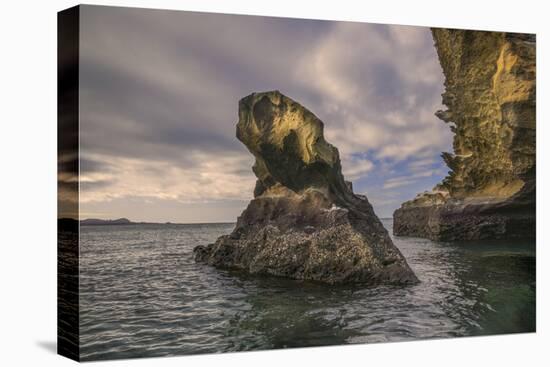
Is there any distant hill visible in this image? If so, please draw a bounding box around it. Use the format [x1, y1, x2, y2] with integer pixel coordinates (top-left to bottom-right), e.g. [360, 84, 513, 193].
[80, 218, 133, 226]
[74, 218, 236, 226]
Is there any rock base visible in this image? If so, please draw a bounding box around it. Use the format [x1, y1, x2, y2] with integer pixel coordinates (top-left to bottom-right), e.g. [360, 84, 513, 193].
[195, 188, 418, 285]
[393, 199, 535, 241]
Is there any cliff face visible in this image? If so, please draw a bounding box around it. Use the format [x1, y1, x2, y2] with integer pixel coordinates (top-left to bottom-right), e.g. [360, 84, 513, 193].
[433, 30, 535, 199]
[195, 91, 418, 284]
[393, 29, 536, 241]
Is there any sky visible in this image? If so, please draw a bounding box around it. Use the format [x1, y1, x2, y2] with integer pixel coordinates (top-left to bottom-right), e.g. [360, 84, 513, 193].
[78, 5, 453, 223]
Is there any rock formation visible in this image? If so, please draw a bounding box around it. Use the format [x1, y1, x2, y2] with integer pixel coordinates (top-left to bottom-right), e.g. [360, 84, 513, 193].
[195, 91, 418, 284]
[394, 29, 536, 241]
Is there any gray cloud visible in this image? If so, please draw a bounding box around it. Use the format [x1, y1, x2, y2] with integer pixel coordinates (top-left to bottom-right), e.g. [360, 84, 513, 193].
[78, 5, 452, 221]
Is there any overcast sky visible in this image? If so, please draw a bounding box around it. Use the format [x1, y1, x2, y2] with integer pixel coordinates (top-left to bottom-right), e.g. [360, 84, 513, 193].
[79, 5, 452, 223]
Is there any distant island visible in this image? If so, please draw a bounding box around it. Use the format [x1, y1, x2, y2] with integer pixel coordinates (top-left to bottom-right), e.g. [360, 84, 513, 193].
[78, 218, 234, 226]
[80, 218, 135, 226]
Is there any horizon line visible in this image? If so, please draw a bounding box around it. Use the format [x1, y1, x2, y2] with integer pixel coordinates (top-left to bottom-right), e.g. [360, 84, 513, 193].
[60, 216, 394, 225]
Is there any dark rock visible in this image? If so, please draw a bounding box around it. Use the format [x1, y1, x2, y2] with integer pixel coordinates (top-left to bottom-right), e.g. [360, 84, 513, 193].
[194, 91, 418, 285]
[80, 218, 133, 226]
[393, 29, 536, 241]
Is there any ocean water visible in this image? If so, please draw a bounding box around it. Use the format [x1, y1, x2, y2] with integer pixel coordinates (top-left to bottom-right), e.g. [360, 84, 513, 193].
[79, 219, 535, 361]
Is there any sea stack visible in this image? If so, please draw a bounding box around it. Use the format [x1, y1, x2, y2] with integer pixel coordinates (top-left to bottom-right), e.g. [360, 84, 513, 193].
[393, 29, 536, 241]
[194, 91, 417, 285]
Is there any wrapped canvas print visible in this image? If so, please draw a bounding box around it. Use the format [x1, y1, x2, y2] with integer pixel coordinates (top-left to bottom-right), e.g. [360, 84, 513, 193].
[58, 4, 536, 362]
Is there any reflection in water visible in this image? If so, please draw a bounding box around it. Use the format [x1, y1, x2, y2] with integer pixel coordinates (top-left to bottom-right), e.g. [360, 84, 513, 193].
[79, 220, 535, 361]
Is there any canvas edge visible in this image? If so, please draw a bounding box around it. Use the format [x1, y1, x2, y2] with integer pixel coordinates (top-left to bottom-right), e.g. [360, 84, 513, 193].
[57, 4, 80, 362]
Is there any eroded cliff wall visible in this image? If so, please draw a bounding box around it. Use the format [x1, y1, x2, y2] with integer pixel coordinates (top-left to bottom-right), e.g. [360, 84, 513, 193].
[393, 29, 535, 241]
[433, 29, 535, 199]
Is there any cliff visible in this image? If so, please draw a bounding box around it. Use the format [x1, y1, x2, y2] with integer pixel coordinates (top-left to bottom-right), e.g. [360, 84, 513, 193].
[393, 29, 536, 241]
[195, 91, 417, 284]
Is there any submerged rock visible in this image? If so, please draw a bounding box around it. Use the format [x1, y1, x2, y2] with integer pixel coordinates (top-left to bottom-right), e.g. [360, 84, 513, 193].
[394, 29, 536, 241]
[195, 91, 417, 284]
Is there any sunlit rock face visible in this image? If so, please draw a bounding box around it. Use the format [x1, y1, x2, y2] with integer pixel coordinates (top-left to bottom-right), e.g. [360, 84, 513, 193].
[394, 29, 536, 241]
[195, 91, 418, 284]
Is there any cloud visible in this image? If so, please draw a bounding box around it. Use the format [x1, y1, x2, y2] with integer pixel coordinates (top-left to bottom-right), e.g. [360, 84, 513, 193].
[341, 157, 374, 181]
[77, 6, 453, 221]
[296, 22, 451, 162]
[383, 170, 437, 189]
[383, 177, 423, 189]
[80, 152, 256, 204]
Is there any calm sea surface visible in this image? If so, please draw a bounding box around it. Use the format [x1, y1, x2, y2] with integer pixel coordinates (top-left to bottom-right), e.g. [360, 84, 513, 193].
[79, 219, 535, 361]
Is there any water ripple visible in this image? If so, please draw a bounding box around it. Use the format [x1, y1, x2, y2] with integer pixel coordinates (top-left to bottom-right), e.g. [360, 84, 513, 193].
[79, 220, 535, 360]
